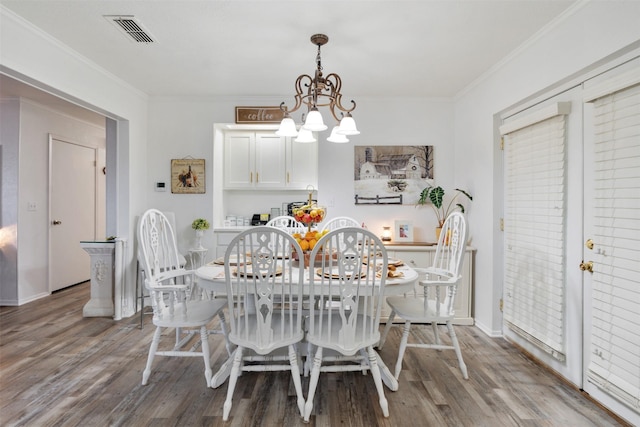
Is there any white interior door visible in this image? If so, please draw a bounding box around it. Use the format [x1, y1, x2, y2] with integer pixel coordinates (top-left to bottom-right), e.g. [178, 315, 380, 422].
[50, 137, 96, 291]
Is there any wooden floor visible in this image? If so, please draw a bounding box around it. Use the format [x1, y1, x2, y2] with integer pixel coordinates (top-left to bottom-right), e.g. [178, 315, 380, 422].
[0, 282, 629, 427]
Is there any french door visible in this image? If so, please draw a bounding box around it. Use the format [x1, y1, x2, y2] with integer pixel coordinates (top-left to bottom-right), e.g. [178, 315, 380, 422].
[502, 58, 640, 424]
[501, 86, 584, 386]
[581, 60, 640, 425]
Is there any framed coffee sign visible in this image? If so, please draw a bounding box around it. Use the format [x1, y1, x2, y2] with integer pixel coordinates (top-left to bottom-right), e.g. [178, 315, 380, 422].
[235, 106, 285, 124]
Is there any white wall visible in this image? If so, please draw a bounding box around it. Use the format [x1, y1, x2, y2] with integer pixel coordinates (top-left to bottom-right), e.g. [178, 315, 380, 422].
[0, 99, 20, 302]
[147, 96, 455, 256]
[17, 100, 105, 304]
[454, 1, 640, 336]
[1, 6, 149, 314]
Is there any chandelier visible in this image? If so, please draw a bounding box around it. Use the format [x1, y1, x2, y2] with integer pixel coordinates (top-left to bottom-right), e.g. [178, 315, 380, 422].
[277, 34, 359, 143]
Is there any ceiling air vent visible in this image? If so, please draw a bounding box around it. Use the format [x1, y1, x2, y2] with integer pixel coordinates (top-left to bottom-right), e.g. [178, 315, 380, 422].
[104, 15, 155, 43]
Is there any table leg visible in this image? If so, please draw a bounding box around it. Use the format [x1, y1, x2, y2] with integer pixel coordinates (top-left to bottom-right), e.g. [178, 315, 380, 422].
[210, 348, 236, 388]
[375, 351, 398, 391]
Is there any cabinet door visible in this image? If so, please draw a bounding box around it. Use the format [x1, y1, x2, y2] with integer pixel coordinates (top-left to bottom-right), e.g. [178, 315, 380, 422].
[224, 132, 254, 188]
[255, 134, 286, 188]
[452, 251, 473, 325]
[287, 138, 318, 189]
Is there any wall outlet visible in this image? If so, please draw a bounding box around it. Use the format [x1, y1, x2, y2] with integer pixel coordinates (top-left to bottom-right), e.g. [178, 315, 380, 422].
[27, 201, 37, 211]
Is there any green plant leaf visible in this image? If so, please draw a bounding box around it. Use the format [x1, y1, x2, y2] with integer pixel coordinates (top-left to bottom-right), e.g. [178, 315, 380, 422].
[429, 186, 444, 208]
[455, 188, 473, 201]
[418, 187, 431, 205]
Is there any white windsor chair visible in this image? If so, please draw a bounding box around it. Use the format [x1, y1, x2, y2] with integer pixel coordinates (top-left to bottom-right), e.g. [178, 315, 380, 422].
[265, 215, 307, 234]
[137, 209, 229, 387]
[378, 211, 469, 380]
[320, 216, 360, 232]
[304, 227, 390, 422]
[221, 226, 306, 421]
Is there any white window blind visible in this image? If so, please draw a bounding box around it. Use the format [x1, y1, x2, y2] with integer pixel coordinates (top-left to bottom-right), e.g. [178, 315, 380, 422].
[585, 81, 640, 411]
[501, 104, 570, 360]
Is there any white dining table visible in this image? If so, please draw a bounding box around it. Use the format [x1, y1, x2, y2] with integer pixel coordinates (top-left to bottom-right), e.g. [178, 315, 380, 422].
[195, 262, 419, 391]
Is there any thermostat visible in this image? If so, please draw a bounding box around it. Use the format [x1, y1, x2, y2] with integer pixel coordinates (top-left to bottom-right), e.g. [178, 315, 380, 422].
[155, 182, 166, 192]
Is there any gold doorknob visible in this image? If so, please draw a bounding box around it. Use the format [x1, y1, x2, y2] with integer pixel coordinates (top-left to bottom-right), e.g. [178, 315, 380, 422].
[585, 239, 594, 250]
[579, 260, 594, 273]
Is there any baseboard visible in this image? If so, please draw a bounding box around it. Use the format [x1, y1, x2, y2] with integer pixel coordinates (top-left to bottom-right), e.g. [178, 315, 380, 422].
[474, 319, 503, 338]
[0, 291, 50, 306]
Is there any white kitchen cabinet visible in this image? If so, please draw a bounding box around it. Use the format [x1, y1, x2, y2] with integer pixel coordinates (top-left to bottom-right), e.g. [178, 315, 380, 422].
[286, 138, 318, 189]
[383, 243, 475, 325]
[223, 130, 317, 190]
[224, 132, 286, 189]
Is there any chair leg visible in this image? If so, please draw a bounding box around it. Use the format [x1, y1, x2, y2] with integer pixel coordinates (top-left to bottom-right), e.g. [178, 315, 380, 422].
[200, 326, 213, 387]
[394, 321, 412, 379]
[367, 346, 389, 417]
[447, 321, 468, 379]
[223, 346, 244, 421]
[431, 322, 441, 346]
[303, 346, 323, 422]
[142, 326, 162, 385]
[217, 311, 232, 356]
[304, 341, 314, 377]
[378, 310, 396, 349]
[288, 344, 305, 417]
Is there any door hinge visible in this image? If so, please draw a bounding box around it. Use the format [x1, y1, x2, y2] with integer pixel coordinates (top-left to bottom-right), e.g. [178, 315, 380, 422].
[500, 137, 504, 150]
[499, 298, 504, 312]
[500, 218, 504, 231]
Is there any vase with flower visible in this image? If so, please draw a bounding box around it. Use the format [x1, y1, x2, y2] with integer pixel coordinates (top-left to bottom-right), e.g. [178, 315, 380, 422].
[191, 218, 210, 249]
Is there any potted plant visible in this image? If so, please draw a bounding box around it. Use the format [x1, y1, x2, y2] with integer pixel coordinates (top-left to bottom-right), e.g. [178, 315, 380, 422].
[417, 185, 472, 237]
[191, 218, 210, 249]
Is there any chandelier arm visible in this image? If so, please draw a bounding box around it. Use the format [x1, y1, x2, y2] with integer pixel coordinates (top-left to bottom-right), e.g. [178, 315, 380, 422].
[282, 74, 315, 114]
[325, 73, 356, 115]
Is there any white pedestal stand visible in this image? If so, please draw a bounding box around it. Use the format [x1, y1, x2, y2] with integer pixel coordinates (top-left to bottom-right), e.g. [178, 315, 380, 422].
[80, 241, 115, 317]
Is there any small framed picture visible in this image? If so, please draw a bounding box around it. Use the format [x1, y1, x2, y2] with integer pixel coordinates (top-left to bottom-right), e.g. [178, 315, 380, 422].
[394, 220, 413, 242]
[171, 159, 205, 194]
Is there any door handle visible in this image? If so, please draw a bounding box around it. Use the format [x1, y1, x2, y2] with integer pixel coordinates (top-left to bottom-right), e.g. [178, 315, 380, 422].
[52, 220, 62, 225]
[585, 239, 594, 250]
[579, 260, 593, 273]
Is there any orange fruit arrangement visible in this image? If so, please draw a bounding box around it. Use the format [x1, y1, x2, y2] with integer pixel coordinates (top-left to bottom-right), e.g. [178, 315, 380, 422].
[292, 229, 329, 252]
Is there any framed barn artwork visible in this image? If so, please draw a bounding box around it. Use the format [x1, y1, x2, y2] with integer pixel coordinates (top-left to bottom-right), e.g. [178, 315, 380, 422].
[354, 145, 434, 205]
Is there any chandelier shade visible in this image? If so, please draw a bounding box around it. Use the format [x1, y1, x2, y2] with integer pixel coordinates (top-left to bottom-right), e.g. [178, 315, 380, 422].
[279, 34, 358, 143]
[303, 108, 327, 131]
[275, 115, 298, 137]
[294, 128, 317, 143]
[337, 113, 360, 135]
[327, 126, 349, 143]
